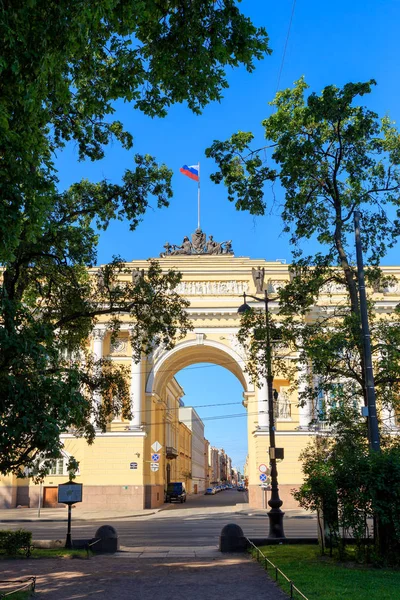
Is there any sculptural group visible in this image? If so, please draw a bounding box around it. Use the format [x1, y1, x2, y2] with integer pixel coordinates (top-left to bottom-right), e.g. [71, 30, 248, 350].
[161, 229, 233, 256]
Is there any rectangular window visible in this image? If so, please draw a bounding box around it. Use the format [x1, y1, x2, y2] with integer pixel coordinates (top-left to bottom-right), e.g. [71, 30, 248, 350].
[48, 459, 65, 476]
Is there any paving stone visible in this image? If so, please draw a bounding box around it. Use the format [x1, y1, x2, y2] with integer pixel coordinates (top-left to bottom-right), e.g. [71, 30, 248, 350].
[0, 555, 290, 599]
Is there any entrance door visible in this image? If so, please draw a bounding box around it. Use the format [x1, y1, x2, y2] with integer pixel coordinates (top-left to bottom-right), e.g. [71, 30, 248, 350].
[43, 487, 58, 508]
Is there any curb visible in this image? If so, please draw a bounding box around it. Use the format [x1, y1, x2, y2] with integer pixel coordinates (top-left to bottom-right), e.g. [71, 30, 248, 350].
[235, 511, 316, 519]
[0, 511, 157, 523]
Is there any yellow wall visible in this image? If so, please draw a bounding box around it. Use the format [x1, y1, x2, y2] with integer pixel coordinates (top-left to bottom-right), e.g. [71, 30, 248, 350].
[1, 256, 398, 510]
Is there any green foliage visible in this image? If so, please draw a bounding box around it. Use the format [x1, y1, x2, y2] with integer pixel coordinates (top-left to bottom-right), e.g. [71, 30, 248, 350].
[0, 530, 32, 556]
[208, 78, 400, 417]
[0, 1, 270, 476]
[0, 0, 270, 261]
[67, 457, 80, 482]
[294, 421, 400, 564]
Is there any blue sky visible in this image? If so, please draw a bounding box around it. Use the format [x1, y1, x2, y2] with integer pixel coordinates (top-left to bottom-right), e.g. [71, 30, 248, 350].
[56, 0, 400, 469]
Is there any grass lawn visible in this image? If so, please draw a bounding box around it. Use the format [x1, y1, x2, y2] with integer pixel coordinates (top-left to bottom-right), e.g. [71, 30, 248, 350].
[257, 545, 400, 600]
[0, 592, 32, 600]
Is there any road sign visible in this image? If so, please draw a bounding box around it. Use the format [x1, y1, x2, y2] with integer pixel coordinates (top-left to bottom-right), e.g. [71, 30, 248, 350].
[151, 441, 162, 452]
[151, 453, 160, 462]
[259, 473, 267, 482]
[150, 463, 159, 472]
[259, 464, 268, 473]
[130, 462, 138, 470]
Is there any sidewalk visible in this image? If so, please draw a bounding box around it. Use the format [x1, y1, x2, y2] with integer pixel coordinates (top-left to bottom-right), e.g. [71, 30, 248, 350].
[0, 554, 289, 599]
[0, 507, 163, 523]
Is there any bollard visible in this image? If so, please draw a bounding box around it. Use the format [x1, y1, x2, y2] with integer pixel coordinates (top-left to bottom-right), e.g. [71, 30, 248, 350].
[219, 524, 247, 553]
[90, 525, 119, 554]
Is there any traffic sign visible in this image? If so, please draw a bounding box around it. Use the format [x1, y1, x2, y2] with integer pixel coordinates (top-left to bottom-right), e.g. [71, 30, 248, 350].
[259, 464, 268, 473]
[151, 441, 162, 452]
[151, 453, 160, 462]
[130, 462, 138, 470]
[150, 463, 159, 472]
[259, 473, 267, 482]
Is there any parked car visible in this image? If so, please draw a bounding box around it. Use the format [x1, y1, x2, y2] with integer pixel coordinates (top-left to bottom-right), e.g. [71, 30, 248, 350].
[165, 482, 187, 503]
[205, 487, 216, 495]
[237, 485, 245, 491]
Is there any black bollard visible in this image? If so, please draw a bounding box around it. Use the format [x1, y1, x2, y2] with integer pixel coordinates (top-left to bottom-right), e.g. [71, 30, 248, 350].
[219, 523, 247, 553]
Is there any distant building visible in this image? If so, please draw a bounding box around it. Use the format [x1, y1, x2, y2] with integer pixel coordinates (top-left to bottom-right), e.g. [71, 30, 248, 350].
[210, 446, 220, 483]
[204, 439, 211, 489]
[178, 421, 192, 493]
[179, 407, 206, 493]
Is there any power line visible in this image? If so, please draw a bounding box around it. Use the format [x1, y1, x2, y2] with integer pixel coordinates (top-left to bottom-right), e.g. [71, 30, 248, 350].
[276, 0, 297, 93]
[140, 396, 292, 413]
[122, 410, 263, 428]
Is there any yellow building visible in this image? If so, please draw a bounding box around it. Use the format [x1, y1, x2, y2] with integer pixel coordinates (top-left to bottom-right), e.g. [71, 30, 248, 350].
[178, 421, 192, 493]
[1, 251, 399, 510]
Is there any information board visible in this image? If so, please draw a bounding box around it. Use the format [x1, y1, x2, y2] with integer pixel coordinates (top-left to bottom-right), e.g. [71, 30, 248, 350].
[58, 482, 83, 504]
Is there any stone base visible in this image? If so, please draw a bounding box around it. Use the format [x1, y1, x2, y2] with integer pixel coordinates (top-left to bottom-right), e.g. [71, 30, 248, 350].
[144, 485, 165, 509]
[0, 486, 17, 509]
[76, 485, 145, 510]
[249, 484, 301, 510]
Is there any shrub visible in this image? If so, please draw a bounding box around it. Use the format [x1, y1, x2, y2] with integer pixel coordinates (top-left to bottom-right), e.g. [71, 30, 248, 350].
[0, 529, 32, 555]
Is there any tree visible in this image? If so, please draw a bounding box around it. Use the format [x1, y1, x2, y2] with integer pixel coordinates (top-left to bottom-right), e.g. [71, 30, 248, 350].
[207, 78, 400, 421]
[207, 77, 400, 561]
[0, 1, 271, 476]
[293, 410, 400, 564]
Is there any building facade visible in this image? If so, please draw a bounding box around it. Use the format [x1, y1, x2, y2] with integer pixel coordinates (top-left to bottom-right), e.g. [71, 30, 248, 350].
[1, 252, 399, 510]
[178, 421, 192, 493]
[179, 407, 206, 494]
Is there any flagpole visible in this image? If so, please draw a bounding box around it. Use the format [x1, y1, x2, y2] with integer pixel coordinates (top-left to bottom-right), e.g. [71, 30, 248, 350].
[197, 162, 200, 230]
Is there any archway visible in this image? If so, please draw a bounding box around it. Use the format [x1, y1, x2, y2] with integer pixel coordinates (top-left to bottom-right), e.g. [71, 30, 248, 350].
[143, 337, 255, 506]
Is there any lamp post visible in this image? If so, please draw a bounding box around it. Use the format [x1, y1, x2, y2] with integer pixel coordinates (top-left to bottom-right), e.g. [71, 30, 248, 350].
[238, 289, 285, 539]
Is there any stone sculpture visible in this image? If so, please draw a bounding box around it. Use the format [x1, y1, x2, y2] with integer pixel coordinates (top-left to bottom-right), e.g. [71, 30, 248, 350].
[160, 229, 233, 256]
[252, 266, 265, 293]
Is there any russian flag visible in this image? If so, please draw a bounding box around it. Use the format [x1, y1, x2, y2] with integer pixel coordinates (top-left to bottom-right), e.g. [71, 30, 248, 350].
[180, 164, 199, 182]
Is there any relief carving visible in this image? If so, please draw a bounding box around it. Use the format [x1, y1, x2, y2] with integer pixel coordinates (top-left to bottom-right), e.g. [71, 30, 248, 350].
[174, 280, 249, 296]
[110, 338, 127, 355]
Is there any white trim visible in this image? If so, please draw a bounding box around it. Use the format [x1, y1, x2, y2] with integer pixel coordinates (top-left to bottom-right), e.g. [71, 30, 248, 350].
[146, 338, 254, 394]
[253, 429, 316, 436]
[60, 431, 147, 439]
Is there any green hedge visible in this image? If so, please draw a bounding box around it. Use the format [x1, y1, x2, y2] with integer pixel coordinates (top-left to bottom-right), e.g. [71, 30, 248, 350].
[0, 529, 32, 555]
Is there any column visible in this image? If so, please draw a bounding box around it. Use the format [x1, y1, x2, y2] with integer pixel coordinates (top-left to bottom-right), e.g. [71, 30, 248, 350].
[130, 355, 142, 429]
[298, 359, 311, 429]
[92, 328, 105, 423]
[258, 375, 269, 429]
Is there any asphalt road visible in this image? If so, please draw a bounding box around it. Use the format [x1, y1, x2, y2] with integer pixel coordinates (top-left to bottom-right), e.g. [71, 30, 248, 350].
[2, 491, 317, 547]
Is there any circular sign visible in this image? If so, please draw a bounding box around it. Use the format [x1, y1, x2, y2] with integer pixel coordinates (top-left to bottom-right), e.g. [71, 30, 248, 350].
[259, 473, 267, 482]
[151, 453, 160, 462]
[259, 464, 268, 473]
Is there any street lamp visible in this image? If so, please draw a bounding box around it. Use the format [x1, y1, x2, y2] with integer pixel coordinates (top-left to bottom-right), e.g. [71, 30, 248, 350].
[238, 289, 285, 539]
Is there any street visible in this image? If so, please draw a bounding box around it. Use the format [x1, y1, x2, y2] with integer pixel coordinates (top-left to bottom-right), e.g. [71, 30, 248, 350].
[0, 490, 317, 547]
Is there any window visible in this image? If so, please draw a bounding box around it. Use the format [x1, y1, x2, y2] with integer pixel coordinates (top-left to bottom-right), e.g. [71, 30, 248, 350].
[49, 458, 66, 476]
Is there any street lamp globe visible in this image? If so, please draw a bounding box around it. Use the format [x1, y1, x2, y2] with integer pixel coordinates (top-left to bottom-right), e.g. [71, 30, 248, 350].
[237, 293, 251, 314]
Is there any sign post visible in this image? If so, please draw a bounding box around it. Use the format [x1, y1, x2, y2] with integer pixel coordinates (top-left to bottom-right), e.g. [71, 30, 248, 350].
[58, 482, 83, 549]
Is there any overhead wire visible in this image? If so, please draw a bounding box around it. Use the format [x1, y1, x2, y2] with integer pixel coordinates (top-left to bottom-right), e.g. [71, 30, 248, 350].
[275, 0, 297, 94]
